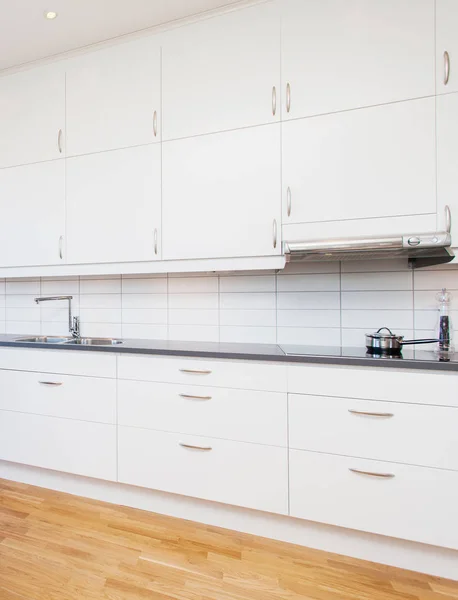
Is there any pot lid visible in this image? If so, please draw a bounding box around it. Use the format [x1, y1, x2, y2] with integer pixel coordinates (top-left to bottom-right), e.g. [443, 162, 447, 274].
[367, 327, 399, 339]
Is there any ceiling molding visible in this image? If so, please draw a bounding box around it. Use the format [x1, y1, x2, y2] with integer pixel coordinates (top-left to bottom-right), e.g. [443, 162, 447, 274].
[0, 0, 266, 77]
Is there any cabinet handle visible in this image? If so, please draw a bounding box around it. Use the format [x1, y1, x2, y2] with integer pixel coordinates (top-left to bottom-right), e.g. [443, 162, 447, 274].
[153, 110, 158, 137]
[273, 219, 277, 249]
[39, 381, 63, 386]
[179, 368, 212, 375]
[58, 236, 63, 260]
[154, 228, 158, 255]
[348, 409, 394, 418]
[349, 468, 395, 479]
[444, 51, 451, 86]
[179, 442, 212, 451]
[272, 86, 277, 116]
[179, 393, 212, 401]
[445, 204, 452, 233]
[286, 187, 292, 217]
[286, 83, 291, 113]
[57, 129, 63, 154]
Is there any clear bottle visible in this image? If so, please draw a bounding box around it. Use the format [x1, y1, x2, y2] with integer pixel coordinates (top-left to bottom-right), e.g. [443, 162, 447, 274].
[435, 288, 454, 356]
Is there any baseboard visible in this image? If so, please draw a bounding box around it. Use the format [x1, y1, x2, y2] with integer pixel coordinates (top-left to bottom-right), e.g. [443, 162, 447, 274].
[1, 460, 457, 581]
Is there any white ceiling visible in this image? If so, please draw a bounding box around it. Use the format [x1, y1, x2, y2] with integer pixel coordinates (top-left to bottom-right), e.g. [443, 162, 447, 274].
[0, 0, 242, 72]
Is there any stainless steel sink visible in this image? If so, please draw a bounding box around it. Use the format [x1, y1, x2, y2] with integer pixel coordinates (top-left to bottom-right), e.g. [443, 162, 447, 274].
[15, 336, 73, 344]
[65, 337, 123, 346]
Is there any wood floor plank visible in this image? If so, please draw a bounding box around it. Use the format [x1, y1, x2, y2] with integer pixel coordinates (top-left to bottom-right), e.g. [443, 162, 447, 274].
[0, 478, 457, 600]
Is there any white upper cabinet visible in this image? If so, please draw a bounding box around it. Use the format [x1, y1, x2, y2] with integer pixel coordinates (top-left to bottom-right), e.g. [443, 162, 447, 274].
[436, 0, 458, 94]
[162, 124, 281, 260]
[66, 37, 161, 156]
[0, 63, 65, 168]
[437, 93, 458, 243]
[0, 161, 65, 267]
[66, 145, 161, 264]
[282, 98, 436, 228]
[162, 3, 280, 141]
[281, 0, 435, 120]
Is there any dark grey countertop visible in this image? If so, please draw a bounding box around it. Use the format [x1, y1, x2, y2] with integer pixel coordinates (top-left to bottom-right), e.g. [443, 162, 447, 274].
[0, 334, 457, 372]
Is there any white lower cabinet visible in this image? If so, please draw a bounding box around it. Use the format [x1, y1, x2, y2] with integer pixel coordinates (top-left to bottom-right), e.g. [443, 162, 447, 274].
[118, 380, 287, 447]
[0, 410, 116, 481]
[0, 369, 116, 424]
[118, 427, 288, 515]
[289, 394, 458, 471]
[289, 450, 458, 550]
[118, 355, 287, 393]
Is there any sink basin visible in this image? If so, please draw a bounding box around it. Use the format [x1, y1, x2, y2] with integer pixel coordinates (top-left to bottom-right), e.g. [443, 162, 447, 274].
[66, 338, 123, 346]
[15, 336, 73, 344]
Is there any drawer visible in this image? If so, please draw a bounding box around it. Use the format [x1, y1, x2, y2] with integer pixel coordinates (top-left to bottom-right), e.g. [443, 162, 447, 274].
[118, 380, 287, 446]
[0, 410, 116, 481]
[289, 394, 458, 471]
[0, 369, 116, 424]
[289, 450, 458, 550]
[118, 354, 287, 392]
[118, 426, 288, 514]
[0, 347, 116, 378]
[288, 364, 458, 407]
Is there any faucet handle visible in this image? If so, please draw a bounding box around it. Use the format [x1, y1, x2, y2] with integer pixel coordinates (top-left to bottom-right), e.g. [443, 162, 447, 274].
[72, 316, 80, 339]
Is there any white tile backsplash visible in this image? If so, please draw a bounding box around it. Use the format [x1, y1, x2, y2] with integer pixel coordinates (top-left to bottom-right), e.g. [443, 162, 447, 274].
[2, 263, 457, 346]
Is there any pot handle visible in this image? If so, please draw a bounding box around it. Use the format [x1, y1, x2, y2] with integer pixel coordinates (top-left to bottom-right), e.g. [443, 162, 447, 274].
[376, 327, 394, 335]
[401, 339, 438, 345]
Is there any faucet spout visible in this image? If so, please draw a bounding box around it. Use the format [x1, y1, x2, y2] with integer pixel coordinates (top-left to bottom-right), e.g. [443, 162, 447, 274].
[34, 295, 80, 339]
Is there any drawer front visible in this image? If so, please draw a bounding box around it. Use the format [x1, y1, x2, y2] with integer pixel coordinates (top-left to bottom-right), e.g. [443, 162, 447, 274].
[0, 347, 116, 378]
[118, 380, 287, 446]
[0, 410, 116, 481]
[289, 394, 458, 471]
[290, 450, 458, 550]
[118, 426, 288, 514]
[118, 355, 287, 392]
[0, 369, 116, 424]
[288, 364, 458, 407]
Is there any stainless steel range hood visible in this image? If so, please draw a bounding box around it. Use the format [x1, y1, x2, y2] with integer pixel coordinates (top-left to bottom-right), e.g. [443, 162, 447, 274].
[284, 208, 454, 269]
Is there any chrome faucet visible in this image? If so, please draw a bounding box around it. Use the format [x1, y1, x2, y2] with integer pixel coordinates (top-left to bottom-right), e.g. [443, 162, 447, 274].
[34, 296, 80, 339]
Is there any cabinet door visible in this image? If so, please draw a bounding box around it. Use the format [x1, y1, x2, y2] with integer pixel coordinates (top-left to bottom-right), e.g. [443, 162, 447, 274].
[437, 0, 458, 93]
[66, 37, 161, 156]
[282, 98, 436, 227]
[67, 145, 161, 264]
[437, 93, 458, 242]
[0, 410, 116, 481]
[0, 161, 65, 267]
[0, 63, 65, 168]
[281, 0, 435, 120]
[162, 2, 280, 141]
[162, 124, 281, 260]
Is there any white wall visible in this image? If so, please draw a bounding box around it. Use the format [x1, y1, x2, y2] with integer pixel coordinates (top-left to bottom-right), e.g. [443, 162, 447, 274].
[0, 259, 457, 346]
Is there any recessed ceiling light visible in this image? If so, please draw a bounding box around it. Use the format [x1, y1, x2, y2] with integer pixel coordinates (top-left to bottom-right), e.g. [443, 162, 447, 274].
[44, 11, 58, 20]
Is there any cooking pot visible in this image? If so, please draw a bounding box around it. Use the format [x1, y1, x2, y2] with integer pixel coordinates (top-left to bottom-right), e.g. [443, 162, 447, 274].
[365, 327, 438, 354]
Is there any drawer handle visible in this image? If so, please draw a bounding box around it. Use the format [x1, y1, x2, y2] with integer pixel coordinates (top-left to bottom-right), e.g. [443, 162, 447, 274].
[286, 82, 291, 113]
[39, 381, 63, 386]
[179, 369, 212, 375]
[349, 468, 395, 479]
[348, 409, 394, 418]
[272, 86, 277, 116]
[179, 394, 212, 401]
[179, 442, 212, 451]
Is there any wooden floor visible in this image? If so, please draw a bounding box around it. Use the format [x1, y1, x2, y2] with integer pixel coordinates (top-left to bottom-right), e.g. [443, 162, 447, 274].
[0, 479, 457, 600]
